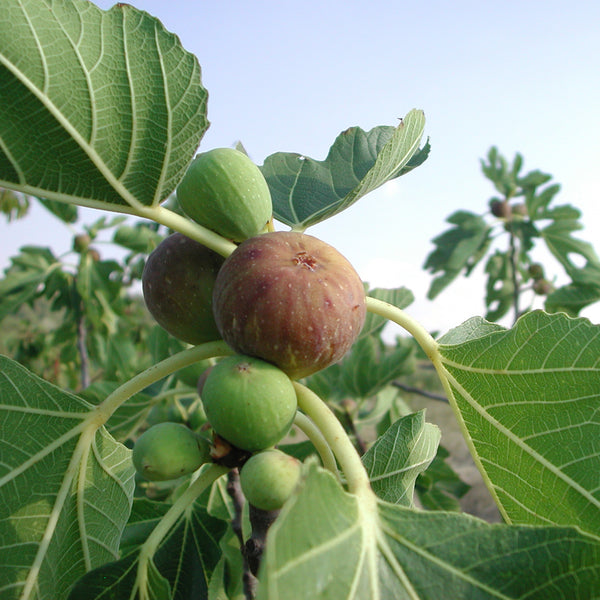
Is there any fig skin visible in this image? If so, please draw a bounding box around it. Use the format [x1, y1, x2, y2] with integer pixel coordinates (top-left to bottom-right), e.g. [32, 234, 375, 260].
[177, 147, 272, 242]
[132, 422, 210, 481]
[240, 449, 301, 511]
[200, 354, 297, 453]
[142, 233, 225, 345]
[212, 231, 366, 379]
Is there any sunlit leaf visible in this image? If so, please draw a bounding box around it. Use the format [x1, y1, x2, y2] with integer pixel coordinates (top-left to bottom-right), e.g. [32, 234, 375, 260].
[257, 464, 600, 599]
[0, 0, 208, 212]
[438, 311, 600, 536]
[262, 110, 427, 229]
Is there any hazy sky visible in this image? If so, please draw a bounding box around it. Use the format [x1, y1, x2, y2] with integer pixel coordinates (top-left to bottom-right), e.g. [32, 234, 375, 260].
[2, 0, 599, 333]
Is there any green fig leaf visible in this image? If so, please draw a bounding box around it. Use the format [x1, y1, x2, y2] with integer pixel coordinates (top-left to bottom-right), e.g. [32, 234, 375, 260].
[262, 109, 428, 229]
[0, 0, 208, 213]
[438, 310, 600, 536]
[257, 464, 600, 599]
[0, 355, 134, 600]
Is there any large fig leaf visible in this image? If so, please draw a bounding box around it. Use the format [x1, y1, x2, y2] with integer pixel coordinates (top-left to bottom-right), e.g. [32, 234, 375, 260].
[257, 464, 600, 599]
[0, 0, 207, 212]
[262, 109, 428, 229]
[437, 311, 600, 536]
[0, 355, 135, 600]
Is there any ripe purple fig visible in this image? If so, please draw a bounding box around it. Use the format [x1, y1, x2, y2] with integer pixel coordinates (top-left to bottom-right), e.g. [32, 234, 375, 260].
[142, 233, 225, 345]
[212, 231, 366, 379]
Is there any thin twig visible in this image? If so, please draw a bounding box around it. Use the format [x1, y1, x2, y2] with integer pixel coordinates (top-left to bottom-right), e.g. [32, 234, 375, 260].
[226, 469, 258, 600]
[392, 381, 448, 403]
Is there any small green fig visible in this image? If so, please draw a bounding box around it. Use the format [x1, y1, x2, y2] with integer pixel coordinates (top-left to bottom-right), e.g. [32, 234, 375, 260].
[177, 147, 272, 242]
[200, 355, 297, 452]
[528, 262, 545, 280]
[212, 231, 366, 379]
[533, 279, 554, 295]
[73, 233, 91, 253]
[132, 422, 210, 481]
[142, 233, 225, 345]
[512, 202, 528, 217]
[240, 449, 301, 511]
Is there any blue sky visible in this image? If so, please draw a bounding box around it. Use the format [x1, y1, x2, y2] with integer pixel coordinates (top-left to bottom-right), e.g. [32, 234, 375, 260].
[2, 0, 599, 332]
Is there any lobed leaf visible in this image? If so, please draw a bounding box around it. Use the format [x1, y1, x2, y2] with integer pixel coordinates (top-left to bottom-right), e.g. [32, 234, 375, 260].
[261, 110, 427, 229]
[437, 311, 600, 536]
[68, 490, 227, 600]
[0, 355, 135, 600]
[258, 464, 600, 599]
[0, 0, 208, 212]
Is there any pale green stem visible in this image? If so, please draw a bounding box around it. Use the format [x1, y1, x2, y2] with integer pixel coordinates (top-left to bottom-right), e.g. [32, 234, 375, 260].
[293, 382, 370, 495]
[136, 464, 229, 590]
[93, 341, 233, 426]
[132, 204, 237, 258]
[365, 296, 439, 361]
[293, 411, 339, 479]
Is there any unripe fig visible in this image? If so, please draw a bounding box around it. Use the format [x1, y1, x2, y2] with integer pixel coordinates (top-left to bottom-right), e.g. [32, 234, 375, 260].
[528, 262, 545, 280]
[240, 449, 301, 511]
[177, 148, 272, 242]
[142, 233, 225, 345]
[132, 422, 210, 481]
[512, 202, 528, 217]
[212, 231, 366, 379]
[533, 279, 554, 295]
[201, 355, 297, 452]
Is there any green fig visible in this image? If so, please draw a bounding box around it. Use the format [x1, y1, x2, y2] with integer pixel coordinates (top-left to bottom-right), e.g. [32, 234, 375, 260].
[132, 422, 210, 481]
[177, 147, 272, 242]
[240, 449, 301, 511]
[200, 355, 297, 452]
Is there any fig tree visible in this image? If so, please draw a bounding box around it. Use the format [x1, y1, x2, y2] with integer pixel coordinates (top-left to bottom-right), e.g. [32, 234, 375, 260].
[240, 449, 301, 511]
[142, 233, 225, 345]
[177, 147, 272, 242]
[212, 231, 366, 379]
[200, 354, 297, 452]
[132, 422, 210, 481]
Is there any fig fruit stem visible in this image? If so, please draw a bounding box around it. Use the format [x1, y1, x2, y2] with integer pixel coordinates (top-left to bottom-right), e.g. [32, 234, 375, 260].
[136, 463, 229, 593]
[133, 204, 237, 258]
[365, 296, 439, 362]
[292, 411, 340, 480]
[94, 341, 233, 425]
[293, 382, 370, 495]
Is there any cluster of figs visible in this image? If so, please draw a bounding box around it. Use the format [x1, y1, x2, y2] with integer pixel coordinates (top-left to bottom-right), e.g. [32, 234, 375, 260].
[133, 147, 366, 510]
